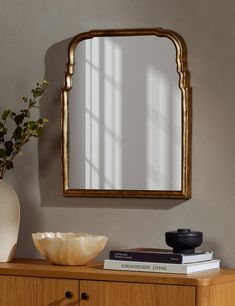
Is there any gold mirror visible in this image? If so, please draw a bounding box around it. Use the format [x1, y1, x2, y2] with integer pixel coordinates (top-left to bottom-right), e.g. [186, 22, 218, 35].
[62, 28, 192, 198]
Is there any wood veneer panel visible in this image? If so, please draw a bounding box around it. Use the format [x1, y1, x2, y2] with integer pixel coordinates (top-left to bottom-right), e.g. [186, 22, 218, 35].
[0, 260, 235, 286]
[0, 275, 78, 306]
[80, 280, 195, 306]
[197, 282, 235, 306]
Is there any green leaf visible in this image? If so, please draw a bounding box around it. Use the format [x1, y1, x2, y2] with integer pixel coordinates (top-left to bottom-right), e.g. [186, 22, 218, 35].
[14, 114, 24, 125]
[2, 110, 13, 120]
[43, 80, 49, 86]
[38, 118, 49, 125]
[21, 109, 30, 117]
[5, 141, 14, 156]
[31, 88, 42, 98]
[35, 127, 44, 137]
[14, 127, 22, 139]
[25, 121, 37, 130]
[0, 148, 6, 158]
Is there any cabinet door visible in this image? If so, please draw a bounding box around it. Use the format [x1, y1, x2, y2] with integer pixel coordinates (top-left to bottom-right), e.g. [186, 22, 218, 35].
[0, 275, 79, 306]
[80, 280, 195, 306]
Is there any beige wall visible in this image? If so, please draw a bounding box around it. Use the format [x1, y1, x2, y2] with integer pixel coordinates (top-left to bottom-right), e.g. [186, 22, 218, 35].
[1, 0, 235, 267]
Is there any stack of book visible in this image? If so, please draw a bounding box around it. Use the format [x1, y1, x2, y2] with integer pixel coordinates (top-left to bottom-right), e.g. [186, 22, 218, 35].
[104, 248, 220, 274]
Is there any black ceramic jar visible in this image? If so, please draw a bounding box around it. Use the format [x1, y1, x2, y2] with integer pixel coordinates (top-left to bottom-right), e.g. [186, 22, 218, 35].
[165, 229, 203, 254]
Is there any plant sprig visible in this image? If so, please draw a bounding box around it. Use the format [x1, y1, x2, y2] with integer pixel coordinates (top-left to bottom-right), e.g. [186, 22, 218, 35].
[0, 80, 49, 179]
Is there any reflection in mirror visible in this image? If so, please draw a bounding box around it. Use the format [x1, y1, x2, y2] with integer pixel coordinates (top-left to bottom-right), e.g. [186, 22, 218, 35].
[62, 29, 192, 198]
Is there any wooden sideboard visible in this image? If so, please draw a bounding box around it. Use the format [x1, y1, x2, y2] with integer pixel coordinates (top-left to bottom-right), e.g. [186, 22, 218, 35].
[0, 259, 235, 305]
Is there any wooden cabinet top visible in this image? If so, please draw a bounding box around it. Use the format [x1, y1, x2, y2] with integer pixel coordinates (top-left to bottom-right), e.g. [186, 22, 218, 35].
[0, 259, 234, 287]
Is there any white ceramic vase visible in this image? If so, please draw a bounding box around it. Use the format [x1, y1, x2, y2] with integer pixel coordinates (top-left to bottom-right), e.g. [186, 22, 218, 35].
[0, 180, 20, 262]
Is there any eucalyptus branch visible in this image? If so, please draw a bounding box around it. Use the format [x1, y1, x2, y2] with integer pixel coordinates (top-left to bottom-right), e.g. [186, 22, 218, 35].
[0, 80, 49, 179]
[0, 134, 30, 178]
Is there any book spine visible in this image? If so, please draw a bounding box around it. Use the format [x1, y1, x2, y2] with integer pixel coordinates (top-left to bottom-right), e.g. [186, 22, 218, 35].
[109, 251, 183, 264]
[104, 260, 185, 274]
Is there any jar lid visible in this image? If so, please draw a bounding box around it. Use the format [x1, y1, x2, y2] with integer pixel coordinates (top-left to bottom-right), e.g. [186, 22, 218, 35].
[165, 229, 202, 238]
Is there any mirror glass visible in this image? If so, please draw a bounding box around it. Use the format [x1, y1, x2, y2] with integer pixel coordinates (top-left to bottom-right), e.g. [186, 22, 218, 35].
[62, 29, 192, 198]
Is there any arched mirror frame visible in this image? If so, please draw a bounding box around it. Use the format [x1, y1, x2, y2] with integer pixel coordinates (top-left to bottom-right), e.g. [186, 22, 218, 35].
[61, 28, 192, 199]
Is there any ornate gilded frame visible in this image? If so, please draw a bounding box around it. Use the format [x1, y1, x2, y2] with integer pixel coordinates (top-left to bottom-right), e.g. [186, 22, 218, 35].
[61, 28, 192, 198]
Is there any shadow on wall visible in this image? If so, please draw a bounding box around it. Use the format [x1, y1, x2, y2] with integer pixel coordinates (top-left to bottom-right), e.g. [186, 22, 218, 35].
[38, 37, 186, 209]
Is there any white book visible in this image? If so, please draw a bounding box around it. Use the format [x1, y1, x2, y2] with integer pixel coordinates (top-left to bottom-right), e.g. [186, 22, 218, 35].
[104, 259, 220, 274]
